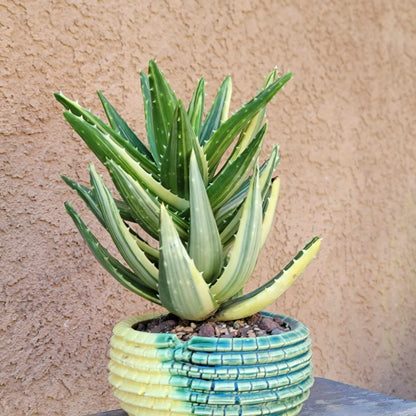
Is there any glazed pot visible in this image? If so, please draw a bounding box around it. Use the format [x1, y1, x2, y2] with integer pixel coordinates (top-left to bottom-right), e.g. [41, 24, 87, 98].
[108, 312, 313, 416]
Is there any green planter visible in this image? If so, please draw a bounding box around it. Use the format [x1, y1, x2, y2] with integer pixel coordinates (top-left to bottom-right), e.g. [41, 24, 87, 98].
[109, 312, 313, 416]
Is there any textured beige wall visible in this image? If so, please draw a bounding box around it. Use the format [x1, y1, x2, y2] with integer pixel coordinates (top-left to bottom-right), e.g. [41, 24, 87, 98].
[1, 0, 416, 414]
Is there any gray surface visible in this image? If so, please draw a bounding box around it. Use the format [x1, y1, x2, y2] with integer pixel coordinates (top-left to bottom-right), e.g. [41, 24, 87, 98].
[300, 377, 416, 415]
[87, 377, 416, 416]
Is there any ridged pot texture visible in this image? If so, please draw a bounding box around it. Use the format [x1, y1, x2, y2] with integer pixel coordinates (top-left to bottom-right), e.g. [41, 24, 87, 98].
[108, 312, 313, 416]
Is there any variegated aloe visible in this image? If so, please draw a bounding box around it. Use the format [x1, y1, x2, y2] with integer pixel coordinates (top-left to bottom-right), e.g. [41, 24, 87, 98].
[56, 60, 320, 322]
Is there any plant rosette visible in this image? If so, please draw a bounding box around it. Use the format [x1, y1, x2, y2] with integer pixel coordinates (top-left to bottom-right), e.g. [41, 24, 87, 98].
[109, 312, 313, 416]
[56, 60, 321, 416]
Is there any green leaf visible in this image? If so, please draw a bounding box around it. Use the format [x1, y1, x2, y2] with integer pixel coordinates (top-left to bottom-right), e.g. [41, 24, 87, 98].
[147, 60, 178, 158]
[259, 145, 280, 196]
[210, 166, 263, 302]
[192, 137, 209, 186]
[229, 69, 278, 162]
[160, 100, 197, 198]
[107, 160, 161, 239]
[55, 92, 106, 128]
[219, 204, 243, 249]
[260, 177, 280, 248]
[123, 224, 160, 264]
[207, 124, 266, 212]
[159, 205, 218, 320]
[61, 175, 135, 225]
[215, 146, 280, 232]
[204, 72, 292, 176]
[97, 91, 154, 161]
[55, 93, 158, 177]
[219, 173, 280, 250]
[187, 78, 205, 137]
[62, 174, 158, 264]
[106, 160, 188, 240]
[61, 175, 107, 228]
[64, 202, 161, 304]
[89, 164, 159, 290]
[213, 237, 321, 320]
[63, 111, 189, 212]
[199, 75, 232, 145]
[140, 71, 159, 164]
[188, 152, 223, 284]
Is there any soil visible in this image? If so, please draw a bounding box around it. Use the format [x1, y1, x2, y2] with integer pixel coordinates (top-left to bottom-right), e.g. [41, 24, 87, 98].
[133, 312, 291, 341]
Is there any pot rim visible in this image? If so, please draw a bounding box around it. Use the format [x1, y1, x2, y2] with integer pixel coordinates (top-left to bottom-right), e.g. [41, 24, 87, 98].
[112, 311, 310, 351]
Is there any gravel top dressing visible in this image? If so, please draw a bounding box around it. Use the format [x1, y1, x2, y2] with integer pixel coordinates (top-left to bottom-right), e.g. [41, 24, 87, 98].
[134, 312, 291, 341]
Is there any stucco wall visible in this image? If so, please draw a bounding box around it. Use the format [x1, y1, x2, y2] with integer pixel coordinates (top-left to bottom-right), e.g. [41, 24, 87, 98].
[1, 1, 415, 415]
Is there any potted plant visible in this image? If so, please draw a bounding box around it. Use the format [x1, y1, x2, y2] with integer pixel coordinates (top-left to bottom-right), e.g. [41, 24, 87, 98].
[56, 60, 321, 416]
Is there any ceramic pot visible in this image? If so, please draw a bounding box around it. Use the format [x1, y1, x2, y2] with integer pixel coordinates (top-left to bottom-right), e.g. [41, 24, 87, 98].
[108, 312, 313, 416]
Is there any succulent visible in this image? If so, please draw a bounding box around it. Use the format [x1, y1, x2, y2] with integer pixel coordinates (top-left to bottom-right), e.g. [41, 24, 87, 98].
[56, 60, 320, 322]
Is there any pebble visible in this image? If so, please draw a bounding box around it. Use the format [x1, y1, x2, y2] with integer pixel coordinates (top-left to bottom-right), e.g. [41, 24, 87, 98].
[258, 317, 277, 332]
[238, 327, 250, 337]
[199, 322, 216, 337]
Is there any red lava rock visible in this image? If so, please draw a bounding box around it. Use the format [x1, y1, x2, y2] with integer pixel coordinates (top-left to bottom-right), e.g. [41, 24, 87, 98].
[273, 317, 285, 326]
[258, 317, 278, 332]
[237, 327, 250, 337]
[165, 320, 177, 330]
[198, 322, 216, 337]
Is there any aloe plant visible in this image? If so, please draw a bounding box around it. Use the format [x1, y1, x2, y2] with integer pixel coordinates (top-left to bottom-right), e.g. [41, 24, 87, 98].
[56, 60, 320, 322]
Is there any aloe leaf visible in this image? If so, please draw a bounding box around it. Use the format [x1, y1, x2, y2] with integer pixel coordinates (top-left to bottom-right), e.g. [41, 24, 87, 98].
[219, 204, 243, 248]
[147, 60, 178, 158]
[97, 91, 154, 161]
[207, 124, 266, 212]
[106, 160, 187, 240]
[61, 175, 135, 225]
[260, 177, 280, 248]
[199, 75, 232, 145]
[210, 166, 263, 302]
[107, 160, 161, 239]
[258, 145, 280, 195]
[63, 112, 189, 212]
[218, 159, 276, 248]
[189, 152, 223, 284]
[55, 92, 107, 129]
[204, 72, 292, 176]
[215, 146, 279, 231]
[193, 137, 209, 186]
[89, 164, 159, 290]
[64, 202, 161, 304]
[213, 237, 321, 320]
[61, 175, 107, 228]
[140, 71, 159, 165]
[263, 68, 279, 87]
[160, 100, 197, 198]
[123, 223, 159, 264]
[55, 93, 158, 177]
[159, 205, 218, 320]
[229, 69, 278, 162]
[62, 174, 158, 262]
[187, 78, 205, 137]
[220, 175, 280, 250]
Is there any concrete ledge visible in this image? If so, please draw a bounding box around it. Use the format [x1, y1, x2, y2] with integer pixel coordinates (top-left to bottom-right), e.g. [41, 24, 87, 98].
[301, 377, 416, 415]
[86, 377, 416, 416]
